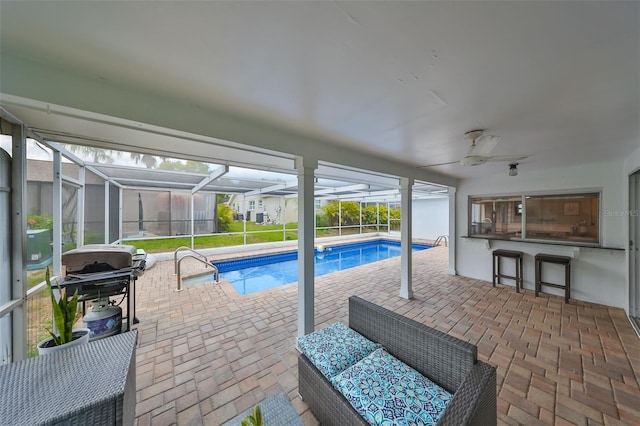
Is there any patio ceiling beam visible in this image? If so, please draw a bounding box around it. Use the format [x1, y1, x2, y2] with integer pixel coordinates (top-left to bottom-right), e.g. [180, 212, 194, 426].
[243, 180, 298, 196]
[316, 163, 403, 188]
[314, 184, 370, 195]
[110, 178, 197, 188]
[45, 141, 115, 191]
[332, 194, 445, 203]
[315, 189, 400, 200]
[61, 175, 83, 188]
[44, 141, 86, 166]
[85, 165, 110, 181]
[192, 165, 229, 194]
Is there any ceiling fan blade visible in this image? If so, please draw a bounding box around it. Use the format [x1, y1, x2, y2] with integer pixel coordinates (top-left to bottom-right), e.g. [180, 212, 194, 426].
[419, 160, 459, 168]
[485, 155, 528, 163]
[469, 135, 500, 157]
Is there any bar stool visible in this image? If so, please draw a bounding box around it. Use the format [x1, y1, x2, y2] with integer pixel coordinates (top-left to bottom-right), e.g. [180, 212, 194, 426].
[492, 249, 524, 292]
[534, 254, 571, 303]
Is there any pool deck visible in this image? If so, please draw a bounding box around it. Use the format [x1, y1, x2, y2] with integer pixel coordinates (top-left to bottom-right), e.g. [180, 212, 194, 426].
[134, 244, 640, 425]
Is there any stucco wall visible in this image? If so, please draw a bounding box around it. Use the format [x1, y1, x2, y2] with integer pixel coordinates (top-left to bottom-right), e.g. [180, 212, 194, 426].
[412, 198, 449, 241]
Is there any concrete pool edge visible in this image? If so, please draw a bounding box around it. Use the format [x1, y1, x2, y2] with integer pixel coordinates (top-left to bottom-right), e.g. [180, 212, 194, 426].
[151, 233, 437, 262]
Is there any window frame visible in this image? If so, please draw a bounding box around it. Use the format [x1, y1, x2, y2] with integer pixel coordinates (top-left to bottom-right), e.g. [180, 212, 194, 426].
[468, 189, 602, 246]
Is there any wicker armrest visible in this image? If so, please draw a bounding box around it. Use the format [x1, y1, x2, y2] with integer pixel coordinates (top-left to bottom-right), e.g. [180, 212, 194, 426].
[436, 360, 497, 426]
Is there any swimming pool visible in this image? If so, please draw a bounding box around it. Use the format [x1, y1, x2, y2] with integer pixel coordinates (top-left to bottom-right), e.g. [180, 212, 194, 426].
[184, 239, 431, 295]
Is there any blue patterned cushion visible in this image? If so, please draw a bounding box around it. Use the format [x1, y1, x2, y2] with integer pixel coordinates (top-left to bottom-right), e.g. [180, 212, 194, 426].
[330, 348, 452, 426]
[297, 322, 379, 379]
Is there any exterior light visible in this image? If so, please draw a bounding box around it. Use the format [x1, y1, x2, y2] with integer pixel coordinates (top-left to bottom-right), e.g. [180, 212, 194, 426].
[509, 163, 518, 176]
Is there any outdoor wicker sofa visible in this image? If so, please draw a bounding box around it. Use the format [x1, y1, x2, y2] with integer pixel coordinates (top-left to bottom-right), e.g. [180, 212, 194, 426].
[298, 296, 497, 425]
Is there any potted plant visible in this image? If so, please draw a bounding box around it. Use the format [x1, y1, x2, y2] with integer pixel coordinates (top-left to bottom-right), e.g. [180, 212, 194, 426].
[37, 267, 90, 355]
[241, 405, 262, 426]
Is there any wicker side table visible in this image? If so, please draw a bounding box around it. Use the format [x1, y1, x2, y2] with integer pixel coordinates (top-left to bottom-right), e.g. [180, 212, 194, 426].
[0, 330, 137, 426]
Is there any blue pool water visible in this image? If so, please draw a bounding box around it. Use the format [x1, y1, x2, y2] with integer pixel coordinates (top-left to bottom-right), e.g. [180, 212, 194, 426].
[185, 239, 431, 295]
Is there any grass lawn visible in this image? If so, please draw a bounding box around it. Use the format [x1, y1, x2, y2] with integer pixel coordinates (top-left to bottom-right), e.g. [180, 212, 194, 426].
[127, 222, 299, 253]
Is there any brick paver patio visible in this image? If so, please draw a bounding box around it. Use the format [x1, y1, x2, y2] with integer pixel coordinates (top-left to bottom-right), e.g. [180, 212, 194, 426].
[133, 245, 640, 425]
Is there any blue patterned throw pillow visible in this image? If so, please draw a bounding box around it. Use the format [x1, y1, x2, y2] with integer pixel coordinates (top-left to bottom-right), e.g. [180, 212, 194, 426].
[330, 348, 452, 426]
[297, 322, 379, 379]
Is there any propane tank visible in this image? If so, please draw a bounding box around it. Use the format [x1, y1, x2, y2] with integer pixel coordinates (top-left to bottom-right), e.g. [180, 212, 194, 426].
[83, 297, 122, 340]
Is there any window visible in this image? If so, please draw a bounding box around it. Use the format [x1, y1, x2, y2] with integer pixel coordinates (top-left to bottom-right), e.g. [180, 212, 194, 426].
[249, 200, 255, 210]
[525, 193, 599, 243]
[469, 196, 522, 237]
[469, 192, 600, 244]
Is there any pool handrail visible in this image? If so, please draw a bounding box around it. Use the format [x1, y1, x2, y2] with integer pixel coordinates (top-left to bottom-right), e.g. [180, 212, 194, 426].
[434, 235, 449, 247]
[176, 254, 219, 292]
[174, 246, 209, 274]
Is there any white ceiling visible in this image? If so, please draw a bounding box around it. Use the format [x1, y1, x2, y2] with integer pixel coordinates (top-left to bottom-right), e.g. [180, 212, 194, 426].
[0, 1, 638, 181]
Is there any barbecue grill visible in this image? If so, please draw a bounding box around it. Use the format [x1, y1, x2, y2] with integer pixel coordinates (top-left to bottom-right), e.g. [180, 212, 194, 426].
[61, 244, 146, 334]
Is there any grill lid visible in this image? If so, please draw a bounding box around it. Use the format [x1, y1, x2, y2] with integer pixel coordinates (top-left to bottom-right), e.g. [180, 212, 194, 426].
[62, 244, 137, 274]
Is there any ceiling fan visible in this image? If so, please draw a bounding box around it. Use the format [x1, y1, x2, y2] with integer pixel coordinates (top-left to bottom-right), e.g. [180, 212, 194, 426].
[421, 130, 527, 167]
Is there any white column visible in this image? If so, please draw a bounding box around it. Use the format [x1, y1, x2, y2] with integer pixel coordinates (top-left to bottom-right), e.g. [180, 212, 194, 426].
[338, 200, 342, 236]
[10, 123, 27, 361]
[0, 145, 12, 364]
[77, 166, 85, 248]
[387, 201, 391, 234]
[118, 187, 123, 242]
[399, 177, 413, 299]
[190, 193, 195, 249]
[297, 156, 317, 337]
[52, 150, 62, 275]
[242, 195, 247, 245]
[104, 181, 110, 244]
[283, 198, 287, 241]
[448, 186, 457, 275]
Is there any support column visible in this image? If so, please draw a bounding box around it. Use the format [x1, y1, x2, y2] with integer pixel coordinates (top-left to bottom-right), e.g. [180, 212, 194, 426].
[77, 166, 85, 248]
[1, 146, 12, 364]
[387, 201, 391, 234]
[242, 195, 247, 245]
[118, 187, 123, 242]
[10, 123, 27, 361]
[190, 193, 195, 249]
[52, 150, 62, 276]
[104, 181, 110, 244]
[297, 156, 317, 337]
[399, 177, 413, 300]
[338, 200, 342, 236]
[448, 186, 457, 275]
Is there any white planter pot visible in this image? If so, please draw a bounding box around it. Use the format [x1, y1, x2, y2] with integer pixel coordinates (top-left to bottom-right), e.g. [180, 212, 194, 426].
[37, 328, 91, 356]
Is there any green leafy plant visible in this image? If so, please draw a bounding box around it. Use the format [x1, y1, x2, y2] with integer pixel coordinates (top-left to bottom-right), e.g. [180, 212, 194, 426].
[217, 202, 234, 232]
[45, 267, 79, 345]
[27, 210, 53, 230]
[241, 405, 263, 426]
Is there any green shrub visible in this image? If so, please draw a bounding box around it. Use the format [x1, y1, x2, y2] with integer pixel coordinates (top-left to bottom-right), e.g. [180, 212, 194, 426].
[315, 212, 330, 228]
[217, 203, 234, 232]
[27, 211, 53, 230]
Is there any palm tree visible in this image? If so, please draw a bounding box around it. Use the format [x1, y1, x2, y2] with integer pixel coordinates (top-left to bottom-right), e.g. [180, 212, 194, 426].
[63, 144, 115, 163]
[129, 152, 158, 168]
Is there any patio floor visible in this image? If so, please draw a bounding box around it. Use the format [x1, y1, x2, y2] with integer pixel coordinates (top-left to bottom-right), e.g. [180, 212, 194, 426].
[133, 245, 640, 425]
